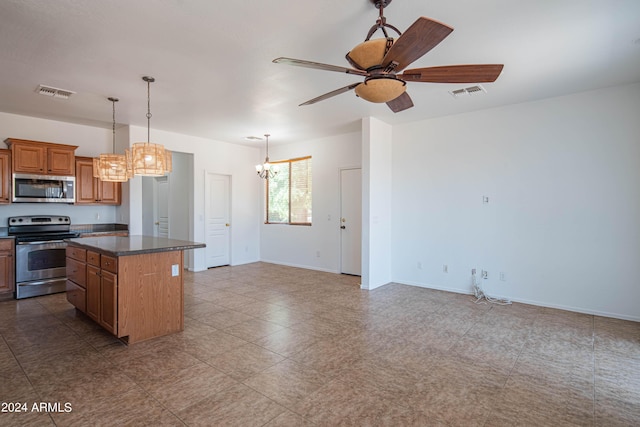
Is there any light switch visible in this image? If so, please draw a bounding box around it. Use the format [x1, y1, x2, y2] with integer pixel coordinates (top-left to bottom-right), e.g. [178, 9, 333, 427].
[171, 264, 179, 277]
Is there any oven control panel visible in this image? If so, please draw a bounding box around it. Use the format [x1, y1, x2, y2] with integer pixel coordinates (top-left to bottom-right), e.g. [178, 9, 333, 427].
[8, 216, 71, 226]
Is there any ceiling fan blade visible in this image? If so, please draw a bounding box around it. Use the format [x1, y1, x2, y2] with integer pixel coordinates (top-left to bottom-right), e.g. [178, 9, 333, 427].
[382, 17, 453, 72]
[386, 92, 414, 113]
[273, 57, 368, 77]
[400, 64, 504, 83]
[300, 83, 361, 106]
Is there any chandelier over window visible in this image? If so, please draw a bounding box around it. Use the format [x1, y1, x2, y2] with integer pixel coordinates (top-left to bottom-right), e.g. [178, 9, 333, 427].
[131, 76, 171, 176]
[94, 97, 132, 182]
[255, 134, 277, 179]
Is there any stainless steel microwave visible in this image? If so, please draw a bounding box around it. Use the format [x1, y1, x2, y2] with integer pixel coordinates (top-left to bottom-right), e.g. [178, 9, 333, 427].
[13, 173, 76, 203]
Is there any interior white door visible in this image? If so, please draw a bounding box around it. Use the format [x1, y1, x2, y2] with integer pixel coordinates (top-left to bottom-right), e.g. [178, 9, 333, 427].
[156, 177, 169, 238]
[340, 168, 362, 275]
[205, 172, 230, 267]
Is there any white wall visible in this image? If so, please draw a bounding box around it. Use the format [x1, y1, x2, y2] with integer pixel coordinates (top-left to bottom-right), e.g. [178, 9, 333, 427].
[0, 112, 117, 225]
[391, 82, 640, 321]
[260, 132, 361, 273]
[361, 117, 393, 290]
[125, 125, 262, 271]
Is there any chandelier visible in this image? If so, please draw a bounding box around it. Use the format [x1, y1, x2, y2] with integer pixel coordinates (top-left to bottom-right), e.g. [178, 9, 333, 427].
[94, 97, 132, 182]
[255, 134, 277, 179]
[131, 76, 172, 176]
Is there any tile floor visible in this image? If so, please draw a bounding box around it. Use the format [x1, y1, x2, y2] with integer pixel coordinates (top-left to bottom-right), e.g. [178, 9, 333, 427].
[0, 262, 639, 426]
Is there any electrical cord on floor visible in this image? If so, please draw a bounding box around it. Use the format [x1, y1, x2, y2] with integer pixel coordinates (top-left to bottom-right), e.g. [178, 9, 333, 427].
[472, 271, 512, 305]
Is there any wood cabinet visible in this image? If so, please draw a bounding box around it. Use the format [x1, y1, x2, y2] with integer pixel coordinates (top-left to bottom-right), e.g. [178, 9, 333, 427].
[85, 250, 118, 334]
[66, 238, 193, 344]
[5, 138, 77, 176]
[75, 157, 121, 205]
[66, 246, 87, 312]
[0, 239, 15, 301]
[0, 149, 10, 203]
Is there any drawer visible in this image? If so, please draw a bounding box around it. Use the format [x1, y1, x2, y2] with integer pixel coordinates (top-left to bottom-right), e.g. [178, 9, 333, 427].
[101, 255, 117, 274]
[66, 257, 86, 287]
[0, 239, 13, 251]
[87, 250, 100, 267]
[66, 280, 86, 312]
[66, 246, 86, 262]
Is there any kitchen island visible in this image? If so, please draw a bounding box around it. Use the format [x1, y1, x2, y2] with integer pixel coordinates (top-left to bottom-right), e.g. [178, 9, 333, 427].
[65, 235, 205, 344]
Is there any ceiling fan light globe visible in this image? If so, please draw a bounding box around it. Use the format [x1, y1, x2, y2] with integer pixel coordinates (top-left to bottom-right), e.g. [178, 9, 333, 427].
[347, 38, 392, 70]
[355, 78, 406, 103]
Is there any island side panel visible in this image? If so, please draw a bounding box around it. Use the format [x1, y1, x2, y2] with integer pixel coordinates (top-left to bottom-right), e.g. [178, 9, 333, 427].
[118, 250, 184, 344]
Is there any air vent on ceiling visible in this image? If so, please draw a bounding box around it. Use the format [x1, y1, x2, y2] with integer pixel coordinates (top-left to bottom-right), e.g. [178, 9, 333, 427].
[244, 136, 263, 141]
[449, 84, 486, 99]
[36, 85, 76, 99]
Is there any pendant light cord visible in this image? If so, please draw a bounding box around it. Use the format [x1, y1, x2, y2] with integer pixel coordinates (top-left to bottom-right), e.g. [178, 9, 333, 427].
[143, 76, 155, 145]
[147, 79, 151, 144]
[108, 97, 119, 154]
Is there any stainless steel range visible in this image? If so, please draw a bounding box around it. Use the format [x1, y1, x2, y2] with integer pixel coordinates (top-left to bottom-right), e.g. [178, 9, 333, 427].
[8, 215, 80, 299]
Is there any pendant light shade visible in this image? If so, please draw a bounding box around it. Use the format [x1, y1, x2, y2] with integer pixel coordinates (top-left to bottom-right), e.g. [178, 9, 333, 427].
[131, 141, 167, 176]
[96, 97, 132, 182]
[131, 76, 170, 177]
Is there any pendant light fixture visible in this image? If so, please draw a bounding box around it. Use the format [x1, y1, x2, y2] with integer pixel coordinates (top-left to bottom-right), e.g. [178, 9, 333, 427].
[131, 76, 171, 176]
[95, 97, 132, 182]
[255, 134, 277, 179]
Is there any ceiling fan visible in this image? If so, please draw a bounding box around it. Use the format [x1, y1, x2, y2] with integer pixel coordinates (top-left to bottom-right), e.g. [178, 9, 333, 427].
[273, 0, 504, 113]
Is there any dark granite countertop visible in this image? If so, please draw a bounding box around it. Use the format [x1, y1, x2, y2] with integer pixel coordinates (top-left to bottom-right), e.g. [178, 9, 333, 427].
[66, 235, 205, 257]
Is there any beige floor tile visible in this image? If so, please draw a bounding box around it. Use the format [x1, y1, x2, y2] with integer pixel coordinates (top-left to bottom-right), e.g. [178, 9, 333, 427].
[263, 410, 316, 426]
[3, 262, 638, 425]
[223, 317, 287, 342]
[253, 326, 321, 357]
[205, 342, 286, 381]
[142, 362, 237, 413]
[243, 359, 330, 412]
[177, 382, 286, 426]
[197, 308, 254, 329]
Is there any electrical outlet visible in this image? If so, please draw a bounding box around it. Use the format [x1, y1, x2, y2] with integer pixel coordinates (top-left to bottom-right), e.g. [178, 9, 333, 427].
[500, 272, 506, 281]
[471, 268, 476, 275]
[443, 264, 448, 273]
[316, 251, 321, 258]
[417, 262, 422, 270]
[482, 270, 488, 279]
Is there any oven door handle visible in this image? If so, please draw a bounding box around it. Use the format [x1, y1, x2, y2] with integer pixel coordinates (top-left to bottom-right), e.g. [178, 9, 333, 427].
[17, 240, 65, 245]
[18, 278, 67, 286]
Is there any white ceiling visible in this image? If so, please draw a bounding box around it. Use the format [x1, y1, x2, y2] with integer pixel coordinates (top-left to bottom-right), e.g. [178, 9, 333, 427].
[0, 0, 639, 147]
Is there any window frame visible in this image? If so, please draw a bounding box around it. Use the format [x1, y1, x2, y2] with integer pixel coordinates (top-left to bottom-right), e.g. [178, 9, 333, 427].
[265, 155, 312, 226]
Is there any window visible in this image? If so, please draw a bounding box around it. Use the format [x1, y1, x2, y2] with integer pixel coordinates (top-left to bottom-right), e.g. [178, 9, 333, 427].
[266, 156, 312, 225]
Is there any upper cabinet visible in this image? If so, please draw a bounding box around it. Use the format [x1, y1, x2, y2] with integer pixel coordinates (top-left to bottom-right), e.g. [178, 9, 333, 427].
[75, 157, 121, 205]
[0, 149, 10, 203]
[5, 138, 77, 176]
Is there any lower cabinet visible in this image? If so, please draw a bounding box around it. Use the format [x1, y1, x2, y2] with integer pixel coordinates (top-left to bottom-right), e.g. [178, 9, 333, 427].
[86, 265, 101, 322]
[0, 239, 15, 300]
[67, 248, 118, 335]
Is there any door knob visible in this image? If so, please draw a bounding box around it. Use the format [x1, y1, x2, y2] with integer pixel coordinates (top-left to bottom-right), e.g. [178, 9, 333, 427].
[340, 225, 346, 229]
[154, 221, 159, 225]
[225, 223, 230, 227]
